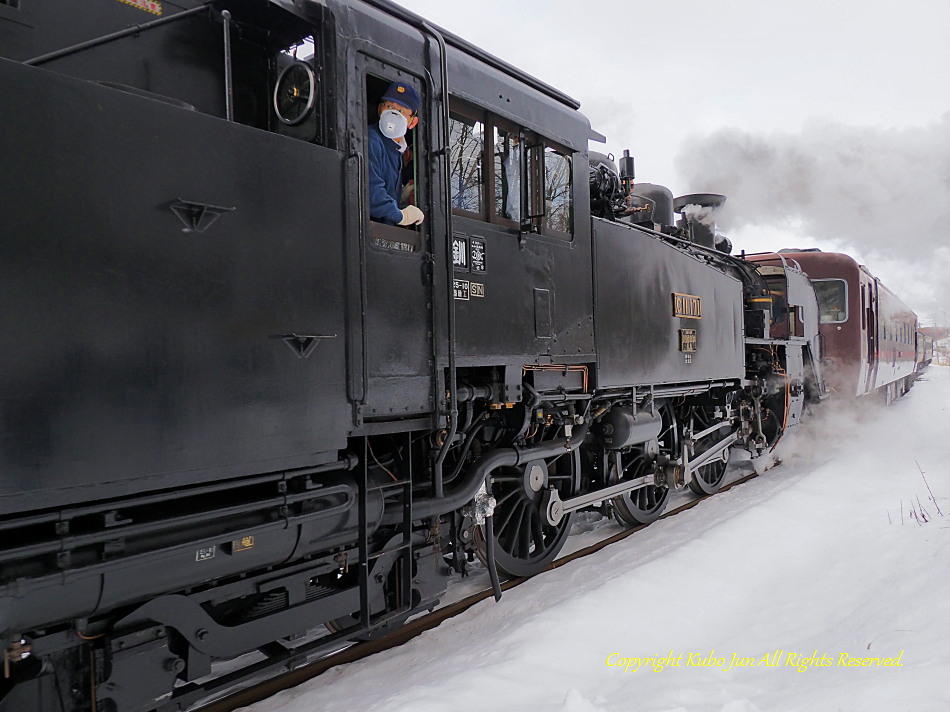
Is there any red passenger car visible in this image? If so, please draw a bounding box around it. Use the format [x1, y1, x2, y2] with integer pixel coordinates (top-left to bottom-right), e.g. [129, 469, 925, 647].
[746, 251, 918, 403]
[916, 330, 935, 373]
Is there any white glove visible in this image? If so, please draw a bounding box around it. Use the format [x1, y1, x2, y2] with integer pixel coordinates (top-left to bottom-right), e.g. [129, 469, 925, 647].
[398, 204, 425, 226]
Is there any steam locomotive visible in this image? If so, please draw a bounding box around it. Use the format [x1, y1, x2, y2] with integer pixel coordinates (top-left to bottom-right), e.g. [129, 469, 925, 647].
[0, 1, 918, 710]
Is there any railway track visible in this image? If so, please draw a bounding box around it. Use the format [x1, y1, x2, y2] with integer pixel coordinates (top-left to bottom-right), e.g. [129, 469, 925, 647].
[192, 468, 762, 712]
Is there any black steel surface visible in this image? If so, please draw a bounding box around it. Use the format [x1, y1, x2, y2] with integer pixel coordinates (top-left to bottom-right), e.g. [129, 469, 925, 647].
[0, 57, 349, 513]
[452, 217, 596, 368]
[593, 219, 744, 388]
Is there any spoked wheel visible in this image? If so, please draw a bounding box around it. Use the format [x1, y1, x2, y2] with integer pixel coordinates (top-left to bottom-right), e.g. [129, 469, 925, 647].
[611, 453, 670, 526]
[475, 451, 581, 578]
[610, 402, 677, 527]
[687, 406, 732, 496]
[689, 457, 727, 496]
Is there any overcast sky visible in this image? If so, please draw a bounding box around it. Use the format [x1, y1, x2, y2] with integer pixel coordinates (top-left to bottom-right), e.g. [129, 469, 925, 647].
[396, 0, 950, 325]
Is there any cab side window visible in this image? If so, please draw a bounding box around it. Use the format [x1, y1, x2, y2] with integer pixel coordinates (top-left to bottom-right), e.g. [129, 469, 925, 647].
[449, 110, 485, 215]
[363, 73, 424, 248]
[493, 125, 521, 224]
[521, 136, 573, 238]
[543, 146, 572, 236]
[448, 99, 573, 239]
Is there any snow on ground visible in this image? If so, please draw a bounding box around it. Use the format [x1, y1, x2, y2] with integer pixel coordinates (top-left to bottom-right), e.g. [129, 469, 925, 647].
[244, 368, 950, 712]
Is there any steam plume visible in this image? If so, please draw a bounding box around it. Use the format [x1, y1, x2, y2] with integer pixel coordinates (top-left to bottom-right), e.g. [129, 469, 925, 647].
[675, 114, 950, 324]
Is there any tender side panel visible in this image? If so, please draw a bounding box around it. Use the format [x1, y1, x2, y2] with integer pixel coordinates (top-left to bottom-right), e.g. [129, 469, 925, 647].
[0, 59, 349, 513]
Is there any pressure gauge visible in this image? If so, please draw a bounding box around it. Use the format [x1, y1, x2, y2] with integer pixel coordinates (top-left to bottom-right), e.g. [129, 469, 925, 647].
[273, 62, 315, 125]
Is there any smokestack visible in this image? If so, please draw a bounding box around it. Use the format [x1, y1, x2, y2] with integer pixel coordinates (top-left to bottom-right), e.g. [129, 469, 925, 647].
[673, 193, 727, 250]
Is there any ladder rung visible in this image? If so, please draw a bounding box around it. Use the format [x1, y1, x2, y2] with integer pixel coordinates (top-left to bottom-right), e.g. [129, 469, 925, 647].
[367, 606, 413, 630]
[366, 541, 412, 561]
[367, 480, 411, 493]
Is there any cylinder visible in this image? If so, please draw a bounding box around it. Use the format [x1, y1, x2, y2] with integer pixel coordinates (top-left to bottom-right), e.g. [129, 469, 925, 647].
[594, 408, 662, 450]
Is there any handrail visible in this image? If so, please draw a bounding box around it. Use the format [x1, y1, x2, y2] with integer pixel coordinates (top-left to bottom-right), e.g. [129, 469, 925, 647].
[24, 3, 213, 66]
[418, 19, 456, 500]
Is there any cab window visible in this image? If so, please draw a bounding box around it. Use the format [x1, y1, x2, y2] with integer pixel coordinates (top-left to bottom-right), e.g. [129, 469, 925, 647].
[543, 146, 572, 236]
[363, 73, 423, 250]
[448, 99, 573, 239]
[493, 124, 521, 224]
[448, 110, 485, 216]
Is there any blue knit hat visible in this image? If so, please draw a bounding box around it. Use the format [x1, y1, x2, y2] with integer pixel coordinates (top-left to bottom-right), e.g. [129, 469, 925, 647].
[381, 81, 421, 114]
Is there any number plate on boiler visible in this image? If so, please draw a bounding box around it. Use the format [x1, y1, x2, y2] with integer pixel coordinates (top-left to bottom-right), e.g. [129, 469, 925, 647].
[672, 293, 702, 319]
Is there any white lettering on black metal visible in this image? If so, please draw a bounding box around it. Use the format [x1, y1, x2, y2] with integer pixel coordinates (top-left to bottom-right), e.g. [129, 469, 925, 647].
[453, 235, 469, 270]
[470, 237, 486, 272]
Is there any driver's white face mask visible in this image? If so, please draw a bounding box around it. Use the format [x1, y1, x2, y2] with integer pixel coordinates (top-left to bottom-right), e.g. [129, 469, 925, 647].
[379, 109, 408, 139]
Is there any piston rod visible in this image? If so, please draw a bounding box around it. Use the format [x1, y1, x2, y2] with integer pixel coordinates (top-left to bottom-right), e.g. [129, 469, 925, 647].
[542, 474, 654, 526]
[686, 432, 738, 474]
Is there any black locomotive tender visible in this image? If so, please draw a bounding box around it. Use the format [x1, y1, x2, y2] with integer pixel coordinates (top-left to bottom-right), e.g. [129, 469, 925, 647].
[0, 1, 837, 710]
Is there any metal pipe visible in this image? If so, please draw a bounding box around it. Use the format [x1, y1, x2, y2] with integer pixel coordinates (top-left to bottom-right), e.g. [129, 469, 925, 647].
[420, 19, 456, 500]
[25, 3, 212, 66]
[381, 420, 591, 524]
[0, 481, 358, 565]
[484, 514, 503, 601]
[0, 457, 355, 534]
[222, 10, 234, 122]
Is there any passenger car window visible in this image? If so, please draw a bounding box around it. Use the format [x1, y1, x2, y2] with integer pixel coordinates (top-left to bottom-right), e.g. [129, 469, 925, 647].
[449, 112, 484, 215]
[812, 279, 848, 323]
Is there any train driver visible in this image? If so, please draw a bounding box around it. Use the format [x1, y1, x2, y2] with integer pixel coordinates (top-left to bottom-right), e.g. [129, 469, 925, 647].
[368, 82, 425, 227]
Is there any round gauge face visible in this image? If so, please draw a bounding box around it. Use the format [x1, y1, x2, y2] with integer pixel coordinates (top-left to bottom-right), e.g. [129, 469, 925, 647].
[273, 62, 316, 126]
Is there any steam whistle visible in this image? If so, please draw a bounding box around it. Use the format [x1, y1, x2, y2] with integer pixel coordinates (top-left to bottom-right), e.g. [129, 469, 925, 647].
[618, 150, 650, 216]
[619, 149, 635, 197]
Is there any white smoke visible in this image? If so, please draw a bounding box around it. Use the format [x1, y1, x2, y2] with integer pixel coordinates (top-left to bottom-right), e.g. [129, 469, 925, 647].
[681, 203, 719, 230]
[675, 114, 950, 324]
